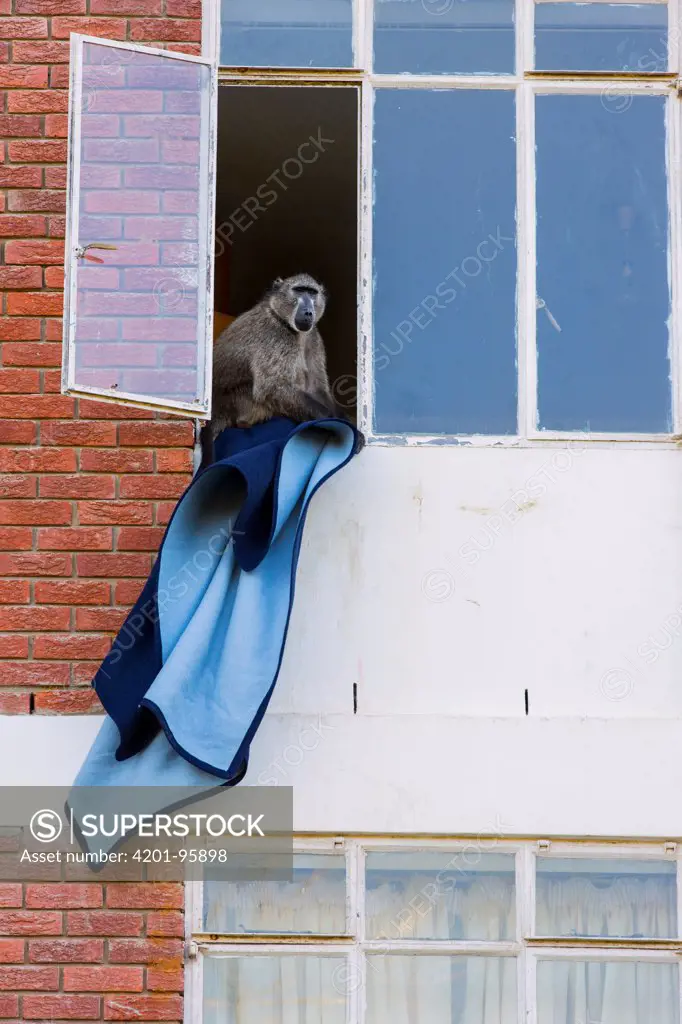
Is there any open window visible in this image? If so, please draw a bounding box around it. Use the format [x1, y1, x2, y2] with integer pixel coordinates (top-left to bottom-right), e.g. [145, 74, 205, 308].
[62, 35, 217, 418]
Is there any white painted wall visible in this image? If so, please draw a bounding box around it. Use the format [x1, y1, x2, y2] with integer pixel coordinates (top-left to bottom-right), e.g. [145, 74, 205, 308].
[7, 444, 682, 837]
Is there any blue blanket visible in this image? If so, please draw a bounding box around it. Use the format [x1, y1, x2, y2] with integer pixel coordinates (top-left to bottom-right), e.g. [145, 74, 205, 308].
[74, 417, 361, 788]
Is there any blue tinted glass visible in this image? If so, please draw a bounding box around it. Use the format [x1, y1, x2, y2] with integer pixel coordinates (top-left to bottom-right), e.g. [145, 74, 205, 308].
[220, 0, 353, 68]
[374, 0, 514, 74]
[373, 90, 517, 435]
[536, 96, 670, 433]
[535, 3, 668, 72]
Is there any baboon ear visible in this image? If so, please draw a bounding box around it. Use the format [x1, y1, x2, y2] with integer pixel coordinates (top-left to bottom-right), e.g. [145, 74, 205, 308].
[272, 277, 284, 289]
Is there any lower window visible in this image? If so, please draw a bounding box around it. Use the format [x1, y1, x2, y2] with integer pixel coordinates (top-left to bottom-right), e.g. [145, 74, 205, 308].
[188, 838, 682, 1023]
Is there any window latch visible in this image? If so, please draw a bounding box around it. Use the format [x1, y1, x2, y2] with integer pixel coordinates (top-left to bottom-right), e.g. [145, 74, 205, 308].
[75, 242, 118, 264]
[185, 940, 199, 961]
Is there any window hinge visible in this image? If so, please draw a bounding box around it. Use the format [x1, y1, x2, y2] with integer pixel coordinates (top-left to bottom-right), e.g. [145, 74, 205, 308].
[537, 839, 551, 852]
[185, 940, 199, 960]
[665, 841, 677, 854]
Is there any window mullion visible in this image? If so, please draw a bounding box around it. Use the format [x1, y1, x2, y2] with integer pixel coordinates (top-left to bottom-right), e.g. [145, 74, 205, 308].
[358, 77, 374, 437]
[517, 79, 538, 437]
[667, 87, 682, 434]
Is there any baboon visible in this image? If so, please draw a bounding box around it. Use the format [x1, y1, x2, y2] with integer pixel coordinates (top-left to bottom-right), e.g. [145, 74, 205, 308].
[202, 274, 352, 462]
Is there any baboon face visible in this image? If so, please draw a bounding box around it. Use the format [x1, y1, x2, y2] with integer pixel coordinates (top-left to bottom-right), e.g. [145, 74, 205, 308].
[269, 274, 327, 334]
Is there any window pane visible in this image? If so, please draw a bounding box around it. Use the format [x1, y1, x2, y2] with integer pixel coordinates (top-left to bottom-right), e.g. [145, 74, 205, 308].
[366, 851, 516, 940]
[536, 95, 670, 432]
[367, 956, 517, 1024]
[537, 960, 679, 1024]
[69, 42, 211, 412]
[536, 857, 677, 937]
[204, 955, 347, 1024]
[203, 854, 346, 934]
[220, 0, 353, 68]
[374, 0, 514, 74]
[373, 90, 517, 435]
[535, 2, 668, 72]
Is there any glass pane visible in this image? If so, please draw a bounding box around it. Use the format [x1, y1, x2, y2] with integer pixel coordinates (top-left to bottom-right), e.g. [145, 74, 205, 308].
[536, 857, 677, 937]
[537, 960, 679, 1024]
[204, 955, 347, 1024]
[220, 0, 353, 68]
[366, 851, 516, 940]
[535, 2, 668, 72]
[203, 854, 346, 934]
[373, 90, 517, 435]
[374, 0, 514, 74]
[71, 42, 210, 411]
[536, 95, 670, 432]
[367, 956, 517, 1024]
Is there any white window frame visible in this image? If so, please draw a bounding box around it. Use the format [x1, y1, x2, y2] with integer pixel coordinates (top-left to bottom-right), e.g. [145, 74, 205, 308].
[203, 0, 682, 448]
[62, 34, 217, 420]
[185, 834, 682, 1024]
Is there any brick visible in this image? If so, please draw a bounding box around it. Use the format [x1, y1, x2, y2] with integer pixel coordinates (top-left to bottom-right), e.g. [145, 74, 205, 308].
[0, 911, 62, 935]
[75, 608, 125, 631]
[41, 422, 116, 446]
[33, 689, 103, 713]
[0, 692, 30, 713]
[52, 16, 127, 36]
[0, 994, 17, 1017]
[156, 503, 175, 527]
[146, 913, 184, 938]
[130, 17, 200, 41]
[0, 449, 75, 473]
[13, 39, 70, 62]
[49, 215, 66, 237]
[77, 553, 151, 577]
[155, 450, 193, 473]
[0, 636, 29, 658]
[6, 291, 64, 316]
[0, 16, 47, 36]
[0, 607, 70, 631]
[166, 0, 200, 14]
[0, 939, 24, 961]
[35, 580, 109, 605]
[44, 165, 67, 188]
[44, 113, 68, 137]
[3, 342, 62, 367]
[0, 268, 42, 293]
[0, 422, 36, 443]
[0, 214, 46, 237]
[0, 319, 42, 341]
[44, 265, 64, 288]
[0, 662, 70, 687]
[117, 528, 164, 552]
[5, 240, 63, 265]
[38, 527, 112, 551]
[0, 43, 6, 60]
[65, 965, 144, 992]
[78, 503, 153, 526]
[118, 423, 194, 447]
[0, 367, 40, 390]
[147, 963, 184, 992]
[109, 939, 182, 964]
[119, 476, 189, 500]
[26, 884, 103, 910]
[114, 580, 143, 606]
[91, 0, 161, 10]
[29, 938, 104, 962]
[0, 114, 42, 136]
[104, 995, 183, 1021]
[24, 994, 101, 1019]
[0, 527, 32, 550]
[8, 90, 68, 113]
[8, 139, 66, 162]
[17, 0, 86, 10]
[0, 965, 58, 990]
[0, 581, 29, 604]
[0, 887, 21, 910]
[8, 189, 65, 213]
[80, 450, 153, 473]
[0, 551, 71, 574]
[45, 319, 64, 341]
[33, 635, 112, 660]
[67, 912, 143, 937]
[0, 502, 71, 526]
[0, 165, 43, 188]
[0, 395, 72, 418]
[0, 475, 36, 497]
[106, 884, 183, 910]
[39, 475, 115, 499]
[79, 401, 153, 421]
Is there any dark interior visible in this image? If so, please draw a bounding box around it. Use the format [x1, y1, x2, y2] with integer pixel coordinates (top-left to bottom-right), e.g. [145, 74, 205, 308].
[215, 84, 359, 414]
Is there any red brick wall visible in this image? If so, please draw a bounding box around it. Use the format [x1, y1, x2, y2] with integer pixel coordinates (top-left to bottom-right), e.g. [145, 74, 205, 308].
[0, 881, 184, 1022]
[0, 1, 202, 714]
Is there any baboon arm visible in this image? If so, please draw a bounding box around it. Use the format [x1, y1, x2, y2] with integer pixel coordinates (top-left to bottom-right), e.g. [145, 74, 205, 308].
[254, 383, 334, 423]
